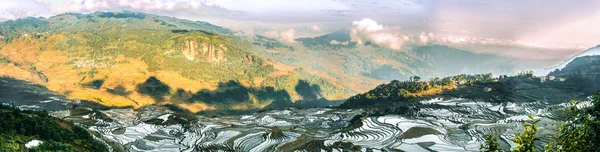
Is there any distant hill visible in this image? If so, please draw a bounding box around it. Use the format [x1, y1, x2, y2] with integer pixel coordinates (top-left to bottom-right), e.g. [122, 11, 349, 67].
[256, 30, 522, 93]
[295, 30, 356, 49]
[410, 45, 521, 78]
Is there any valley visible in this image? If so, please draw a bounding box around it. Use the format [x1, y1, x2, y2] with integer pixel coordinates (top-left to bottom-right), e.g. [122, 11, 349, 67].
[0, 11, 599, 152]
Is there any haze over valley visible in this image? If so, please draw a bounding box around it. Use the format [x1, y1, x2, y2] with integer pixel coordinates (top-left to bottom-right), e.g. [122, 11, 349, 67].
[0, 1, 599, 151]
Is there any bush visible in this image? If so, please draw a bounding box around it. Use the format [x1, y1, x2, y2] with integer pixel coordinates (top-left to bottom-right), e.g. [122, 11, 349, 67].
[545, 92, 600, 151]
[480, 91, 600, 152]
[480, 133, 501, 152]
[513, 116, 539, 152]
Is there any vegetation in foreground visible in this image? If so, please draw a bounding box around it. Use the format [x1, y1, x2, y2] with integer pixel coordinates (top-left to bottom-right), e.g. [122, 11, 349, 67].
[480, 91, 600, 152]
[0, 105, 108, 151]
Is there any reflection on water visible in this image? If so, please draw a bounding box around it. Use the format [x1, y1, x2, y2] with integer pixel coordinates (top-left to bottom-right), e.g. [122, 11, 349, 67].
[1, 77, 573, 151]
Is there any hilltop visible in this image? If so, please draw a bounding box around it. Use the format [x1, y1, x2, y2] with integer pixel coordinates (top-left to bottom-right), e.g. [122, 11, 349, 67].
[340, 72, 589, 115]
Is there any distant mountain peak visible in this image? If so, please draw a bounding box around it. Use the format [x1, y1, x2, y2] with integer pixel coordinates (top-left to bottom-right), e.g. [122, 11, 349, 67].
[295, 29, 356, 48]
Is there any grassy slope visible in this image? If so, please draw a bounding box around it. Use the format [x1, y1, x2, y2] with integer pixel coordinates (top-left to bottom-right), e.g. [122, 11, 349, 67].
[0, 12, 354, 113]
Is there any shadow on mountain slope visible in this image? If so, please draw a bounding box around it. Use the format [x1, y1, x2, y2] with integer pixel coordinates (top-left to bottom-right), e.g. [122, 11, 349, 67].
[136, 76, 171, 102]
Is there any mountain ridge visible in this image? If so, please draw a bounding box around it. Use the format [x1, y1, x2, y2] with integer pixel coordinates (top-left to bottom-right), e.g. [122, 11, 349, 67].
[535, 45, 600, 76]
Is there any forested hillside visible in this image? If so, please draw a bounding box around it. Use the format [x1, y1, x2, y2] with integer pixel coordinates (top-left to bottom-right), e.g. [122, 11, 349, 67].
[548, 55, 600, 94]
[340, 71, 590, 114]
[0, 105, 108, 151]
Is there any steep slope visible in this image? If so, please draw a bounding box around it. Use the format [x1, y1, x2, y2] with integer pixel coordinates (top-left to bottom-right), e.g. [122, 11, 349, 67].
[549, 55, 600, 76]
[547, 55, 600, 94]
[0, 12, 354, 113]
[536, 45, 600, 75]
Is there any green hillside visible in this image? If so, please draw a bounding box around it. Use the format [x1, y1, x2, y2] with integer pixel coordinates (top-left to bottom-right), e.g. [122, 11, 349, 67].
[0, 105, 108, 151]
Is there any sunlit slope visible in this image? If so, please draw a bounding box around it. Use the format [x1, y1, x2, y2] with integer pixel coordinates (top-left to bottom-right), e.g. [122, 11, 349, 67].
[0, 12, 354, 112]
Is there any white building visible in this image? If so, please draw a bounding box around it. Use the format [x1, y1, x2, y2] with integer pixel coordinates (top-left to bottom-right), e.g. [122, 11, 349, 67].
[540, 76, 547, 83]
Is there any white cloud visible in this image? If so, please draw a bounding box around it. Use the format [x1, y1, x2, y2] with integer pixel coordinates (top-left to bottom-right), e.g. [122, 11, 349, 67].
[261, 29, 297, 43]
[263, 30, 280, 38]
[8, 8, 38, 18]
[419, 32, 428, 44]
[423, 33, 587, 50]
[280, 29, 296, 43]
[32, 0, 231, 18]
[349, 18, 405, 50]
[330, 40, 340, 45]
[310, 25, 320, 32]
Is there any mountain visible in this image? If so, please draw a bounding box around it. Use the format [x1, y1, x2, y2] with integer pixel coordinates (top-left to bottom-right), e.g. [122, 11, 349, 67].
[295, 29, 356, 49]
[0, 11, 355, 113]
[253, 30, 522, 93]
[549, 55, 600, 76]
[547, 55, 600, 94]
[410, 45, 522, 77]
[536, 45, 600, 75]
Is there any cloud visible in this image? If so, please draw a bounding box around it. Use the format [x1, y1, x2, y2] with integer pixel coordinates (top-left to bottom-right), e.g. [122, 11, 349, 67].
[330, 40, 340, 45]
[330, 40, 349, 45]
[32, 0, 233, 19]
[310, 25, 320, 32]
[350, 18, 405, 50]
[263, 30, 280, 38]
[419, 32, 428, 44]
[262, 29, 296, 43]
[279, 29, 296, 43]
[8, 8, 38, 18]
[417, 32, 588, 51]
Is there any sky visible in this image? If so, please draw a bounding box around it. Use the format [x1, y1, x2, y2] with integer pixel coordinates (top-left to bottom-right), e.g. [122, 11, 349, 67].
[1, 0, 599, 64]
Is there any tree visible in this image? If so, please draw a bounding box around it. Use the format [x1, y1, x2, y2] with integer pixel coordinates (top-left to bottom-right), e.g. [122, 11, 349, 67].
[545, 92, 600, 151]
[397, 89, 411, 99]
[413, 76, 421, 82]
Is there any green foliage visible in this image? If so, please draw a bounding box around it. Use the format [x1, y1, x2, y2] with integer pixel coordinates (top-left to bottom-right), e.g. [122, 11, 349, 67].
[513, 116, 539, 152]
[342, 73, 495, 108]
[480, 133, 501, 152]
[0, 105, 108, 151]
[545, 91, 600, 152]
[479, 91, 600, 152]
